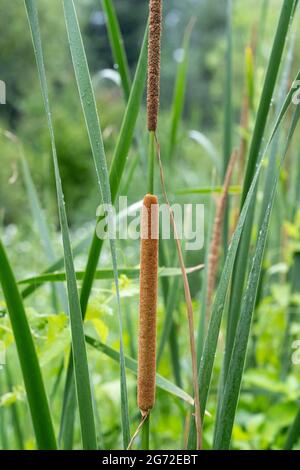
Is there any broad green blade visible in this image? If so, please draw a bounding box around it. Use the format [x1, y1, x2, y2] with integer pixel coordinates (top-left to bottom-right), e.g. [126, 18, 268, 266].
[0, 240, 56, 449]
[24, 0, 97, 450]
[18, 265, 203, 286]
[101, 0, 131, 101]
[85, 336, 194, 406]
[213, 105, 300, 449]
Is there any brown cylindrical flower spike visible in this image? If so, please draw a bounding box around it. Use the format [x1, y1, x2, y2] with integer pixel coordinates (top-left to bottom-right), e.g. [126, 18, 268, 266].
[147, 0, 162, 132]
[137, 194, 159, 416]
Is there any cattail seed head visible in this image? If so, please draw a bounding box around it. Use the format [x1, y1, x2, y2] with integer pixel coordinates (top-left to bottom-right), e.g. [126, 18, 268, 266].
[137, 194, 159, 415]
[147, 0, 162, 132]
[206, 149, 238, 313]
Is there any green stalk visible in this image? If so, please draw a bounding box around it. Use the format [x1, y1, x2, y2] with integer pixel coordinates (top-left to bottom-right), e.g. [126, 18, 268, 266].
[141, 415, 150, 450]
[148, 131, 155, 194]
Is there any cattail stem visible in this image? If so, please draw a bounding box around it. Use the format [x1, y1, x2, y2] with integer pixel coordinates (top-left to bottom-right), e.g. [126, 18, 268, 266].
[147, 0, 162, 131]
[147, 131, 155, 194]
[138, 194, 159, 416]
[141, 414, 150, 450]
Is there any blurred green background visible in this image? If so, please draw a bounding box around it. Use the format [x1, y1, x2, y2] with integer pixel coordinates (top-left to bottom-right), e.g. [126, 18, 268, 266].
[0, 0, 282, 227]
[1, 0, 300, 450]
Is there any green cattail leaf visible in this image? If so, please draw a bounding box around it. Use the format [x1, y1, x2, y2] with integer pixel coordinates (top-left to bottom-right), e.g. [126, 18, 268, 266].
[213, 104, 300, 449]
[187, 70, 300, 449]
[223, 0, 296, 412]
[242, 0, 295, 204]
[18, 265, 204, 286]
[0, 240, 57, 449]
[176, 185, 241, 196]
[24, 0, 97, 450]
[63, 0, 131, 448]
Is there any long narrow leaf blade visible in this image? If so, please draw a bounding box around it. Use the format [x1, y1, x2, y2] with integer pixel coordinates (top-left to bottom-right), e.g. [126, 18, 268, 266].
[63, 0, 131, 447]
[18, 265, 203, 286]
[213, 105, 300, 450]
[196, 72, 298, 429]
[24, 0, 97, 450]
[0, 240, 56, 449]
[223, 1, 296, 392]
